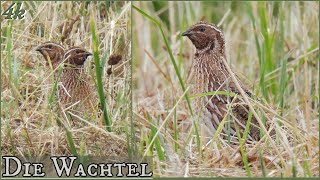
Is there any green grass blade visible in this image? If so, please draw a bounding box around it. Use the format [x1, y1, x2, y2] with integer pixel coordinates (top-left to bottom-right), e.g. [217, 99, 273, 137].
[279, 52, 292, 115]
[258, 2, 278, 98]
[243, 110, 253, 140]
[6, 123, 16, 155]
[125, 125, 133, 159]
[133, 5, 201, 152]
[100, 52, 108, 76]
[259, 148, 267, 177]
[146, 113, 165, 161]
[235, 124, 251, 177]
[90, 16, 112, 131]
[6, 20, 13, 94]
[65, 127, 78, 156]
[292, 161, 297, 177]
[303, 151, 312, 177]
[190, 91, 237, 99]
[132, 5, 192, 115]
[246, 2, 268, 100]
[48, 66, 63, 107]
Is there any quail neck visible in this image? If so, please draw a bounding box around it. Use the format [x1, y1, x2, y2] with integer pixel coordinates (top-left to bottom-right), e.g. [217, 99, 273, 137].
[182, 22, 232, 94]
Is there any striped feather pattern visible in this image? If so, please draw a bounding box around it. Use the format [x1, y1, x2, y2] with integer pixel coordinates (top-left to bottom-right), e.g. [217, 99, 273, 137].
[185, 22, 275, 143]
[58, 66, 96, 117]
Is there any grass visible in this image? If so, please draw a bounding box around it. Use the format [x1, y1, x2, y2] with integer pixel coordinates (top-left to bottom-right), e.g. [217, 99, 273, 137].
[132, 5, 201, 153]
[132, 1, 319, 177]
[90, 15, 112, 131]
[1, 1, 131, 158]
[1, 1, 318, 178]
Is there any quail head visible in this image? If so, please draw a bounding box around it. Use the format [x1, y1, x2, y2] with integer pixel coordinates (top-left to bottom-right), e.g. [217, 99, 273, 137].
[63, 47, 92, 67]
[36, 41, 65, 69]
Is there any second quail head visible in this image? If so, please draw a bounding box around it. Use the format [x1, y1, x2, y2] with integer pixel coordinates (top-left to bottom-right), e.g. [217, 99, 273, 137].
[63, 47, 92, 67]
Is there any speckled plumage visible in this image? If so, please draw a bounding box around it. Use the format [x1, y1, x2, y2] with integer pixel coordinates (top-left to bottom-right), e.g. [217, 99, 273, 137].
[37, 43, 96, 120]
[59, 47, 96, 117]
[183, 22, 272, 142]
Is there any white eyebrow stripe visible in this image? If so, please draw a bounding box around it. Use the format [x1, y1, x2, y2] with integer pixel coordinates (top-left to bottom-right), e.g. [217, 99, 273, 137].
[196, 23, 222, 33]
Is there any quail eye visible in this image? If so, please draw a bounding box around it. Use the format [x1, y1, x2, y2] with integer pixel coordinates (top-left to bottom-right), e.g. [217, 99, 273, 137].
[48, 45, 53, 49]
[200, 27, 205, 32]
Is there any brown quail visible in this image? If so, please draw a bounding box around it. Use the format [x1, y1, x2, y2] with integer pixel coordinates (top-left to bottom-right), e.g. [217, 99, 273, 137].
[59, 47, 97, 118]
[182, 22, 274, 143]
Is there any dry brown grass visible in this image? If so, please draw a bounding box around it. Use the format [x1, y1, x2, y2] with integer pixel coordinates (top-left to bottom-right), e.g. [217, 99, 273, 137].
[1, 1, 131, 157]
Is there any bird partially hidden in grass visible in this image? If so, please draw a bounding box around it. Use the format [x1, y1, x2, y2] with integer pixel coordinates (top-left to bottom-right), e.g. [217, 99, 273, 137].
[36, 41, 65, 71]
[36, 43, 99, 124]
[58, 47, 98, 120]
[182, 22, 275, 144]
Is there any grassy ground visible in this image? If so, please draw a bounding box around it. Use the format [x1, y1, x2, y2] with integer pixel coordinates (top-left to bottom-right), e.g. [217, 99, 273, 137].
[132, 1, 319, 177]
[1, 1, 131, 157]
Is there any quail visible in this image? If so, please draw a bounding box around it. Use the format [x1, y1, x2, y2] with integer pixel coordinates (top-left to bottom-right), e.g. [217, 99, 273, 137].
[36, 41, 65, 101]
[182, 22, 274, 143]
[59, 47, 97, 118]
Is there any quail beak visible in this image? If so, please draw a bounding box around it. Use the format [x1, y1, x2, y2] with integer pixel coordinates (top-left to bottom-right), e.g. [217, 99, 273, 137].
[181, 30, 193, 37]
[35, 46, 42, 52]
[85, 52, 92, 57]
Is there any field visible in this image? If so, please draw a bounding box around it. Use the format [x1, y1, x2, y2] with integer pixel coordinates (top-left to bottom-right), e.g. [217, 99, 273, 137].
[1, 1, 131, 158]
[132, 1, 319, 177]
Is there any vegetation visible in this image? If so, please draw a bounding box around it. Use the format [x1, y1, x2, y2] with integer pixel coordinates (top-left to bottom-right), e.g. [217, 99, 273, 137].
[1, 1, 131, 157]
[132, 1, 319, 177]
